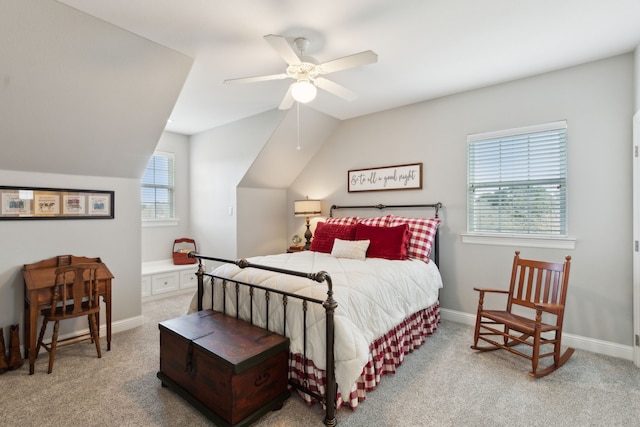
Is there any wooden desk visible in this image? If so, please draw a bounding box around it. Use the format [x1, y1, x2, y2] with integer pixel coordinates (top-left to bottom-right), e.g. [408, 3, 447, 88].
[23, 255, 114, 375]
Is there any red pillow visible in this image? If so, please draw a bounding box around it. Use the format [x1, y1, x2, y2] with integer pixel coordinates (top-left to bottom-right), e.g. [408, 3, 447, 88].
[354, 223, 409, 260]
[309, 222, 357, 253]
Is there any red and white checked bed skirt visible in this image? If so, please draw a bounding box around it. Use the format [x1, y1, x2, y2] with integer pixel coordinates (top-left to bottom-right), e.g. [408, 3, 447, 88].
[288, 301, 441, 410]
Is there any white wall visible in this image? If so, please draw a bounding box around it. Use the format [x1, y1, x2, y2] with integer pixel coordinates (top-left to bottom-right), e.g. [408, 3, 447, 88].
[636, 44, 640, 112]
[141, 131, 192, 262]
[0, 0, 192, 180]
[290, 54, 635, 347]
[0, 170, 142, 335]
[190, 110, 283, 259]
[237, 187, 287, 257]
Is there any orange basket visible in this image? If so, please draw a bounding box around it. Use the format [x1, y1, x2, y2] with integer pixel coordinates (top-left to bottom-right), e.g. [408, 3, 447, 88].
[172, 238, 197, 265]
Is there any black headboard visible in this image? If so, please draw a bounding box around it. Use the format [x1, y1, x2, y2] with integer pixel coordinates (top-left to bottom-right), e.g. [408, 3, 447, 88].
[329, 202, 443, 266]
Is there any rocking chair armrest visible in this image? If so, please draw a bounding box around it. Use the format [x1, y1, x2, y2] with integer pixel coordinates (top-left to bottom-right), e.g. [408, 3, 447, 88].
[534, 302, 564, 313]
[472, 287, 510, 294]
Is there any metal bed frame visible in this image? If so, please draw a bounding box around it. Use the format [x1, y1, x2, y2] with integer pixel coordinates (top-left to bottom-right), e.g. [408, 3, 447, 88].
[191, 202, 442, 426]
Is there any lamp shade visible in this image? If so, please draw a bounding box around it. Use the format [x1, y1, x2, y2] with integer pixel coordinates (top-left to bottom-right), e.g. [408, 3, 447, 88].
[294, 199, 322, 217]
[291, 80, 317, 103]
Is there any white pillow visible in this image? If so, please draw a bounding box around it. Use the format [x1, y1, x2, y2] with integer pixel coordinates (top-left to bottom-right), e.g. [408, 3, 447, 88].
[330, 238, 370, 261]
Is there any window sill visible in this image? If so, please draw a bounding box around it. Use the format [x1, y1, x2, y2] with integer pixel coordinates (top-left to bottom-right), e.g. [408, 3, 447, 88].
[142, 218, 180, 228]
[461, 233, 576, 250]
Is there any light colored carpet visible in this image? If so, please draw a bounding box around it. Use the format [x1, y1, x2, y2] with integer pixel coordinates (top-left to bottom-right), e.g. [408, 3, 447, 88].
[2, 292, 639, 426]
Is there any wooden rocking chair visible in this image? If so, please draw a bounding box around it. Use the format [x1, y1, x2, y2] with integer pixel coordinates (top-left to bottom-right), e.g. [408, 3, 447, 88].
[471, 251, 573, 378]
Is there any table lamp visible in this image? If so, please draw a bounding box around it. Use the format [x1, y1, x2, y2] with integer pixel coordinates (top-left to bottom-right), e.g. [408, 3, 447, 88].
[294, 198, 322, 250]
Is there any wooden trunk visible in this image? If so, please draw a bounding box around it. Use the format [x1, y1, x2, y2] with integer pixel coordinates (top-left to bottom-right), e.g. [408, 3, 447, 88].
[158, 309, 290, 427]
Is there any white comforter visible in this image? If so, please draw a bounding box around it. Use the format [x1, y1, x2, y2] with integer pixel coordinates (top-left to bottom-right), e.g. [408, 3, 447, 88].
[188, 251, 443, 394]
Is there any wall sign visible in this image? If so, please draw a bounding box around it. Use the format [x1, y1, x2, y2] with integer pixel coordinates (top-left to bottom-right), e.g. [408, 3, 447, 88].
[0, 186, 114, 220]
[348, 163, 423, 192]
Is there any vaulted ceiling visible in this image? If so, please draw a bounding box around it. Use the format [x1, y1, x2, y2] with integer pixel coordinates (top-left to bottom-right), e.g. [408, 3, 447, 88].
[3, 1, 640, 180]
[0, 0, 192, 179]
[56, 0, 640, 136]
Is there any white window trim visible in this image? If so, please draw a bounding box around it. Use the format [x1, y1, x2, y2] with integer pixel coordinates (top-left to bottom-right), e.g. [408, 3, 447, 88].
[467, 120, 567, 142]
[142, 218, 180, 228]
[466, 120, 571, 246]
[461, 233, 576, 250]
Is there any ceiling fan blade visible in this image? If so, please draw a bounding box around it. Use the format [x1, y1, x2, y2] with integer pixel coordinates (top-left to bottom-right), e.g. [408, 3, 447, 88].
[264, 34, 301, 66]
[314, 77, 357, 101]
[318, 50, 378, 74]
[224, 73, 288, 84]
[278, 84, 295, 110]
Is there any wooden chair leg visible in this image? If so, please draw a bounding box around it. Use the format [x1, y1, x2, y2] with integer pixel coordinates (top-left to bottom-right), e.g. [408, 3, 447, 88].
[36, 319, 48, 360]
[503, 326, 511, 346]
[87, 317, 93, 344]
[531, 332, 541, 376]
[48, 321, 60, 374]
[472, 294, 485, 347]
[471, 319, 505, 351]
[89, 314, 102, 358]
[554, 332, 563, 366]
[472, 316, 482, 347]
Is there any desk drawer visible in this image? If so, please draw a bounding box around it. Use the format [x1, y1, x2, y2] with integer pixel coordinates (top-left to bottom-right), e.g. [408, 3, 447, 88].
[151, 272, 179, 294]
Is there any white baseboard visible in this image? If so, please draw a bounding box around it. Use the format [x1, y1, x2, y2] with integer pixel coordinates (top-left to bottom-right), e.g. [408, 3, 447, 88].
[20, 315, 145, 357]
[103, 314, 144, 335]
[440, 308, 634, 361]
[76, 314, 145, 342]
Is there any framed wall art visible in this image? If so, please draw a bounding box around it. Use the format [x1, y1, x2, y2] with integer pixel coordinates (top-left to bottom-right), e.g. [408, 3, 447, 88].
[0, 186, 114, 220]
[348, 163, 423, 192]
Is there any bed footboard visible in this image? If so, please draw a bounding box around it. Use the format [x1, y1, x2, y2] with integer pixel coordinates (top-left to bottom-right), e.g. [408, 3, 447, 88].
[189, 252, 338, 427]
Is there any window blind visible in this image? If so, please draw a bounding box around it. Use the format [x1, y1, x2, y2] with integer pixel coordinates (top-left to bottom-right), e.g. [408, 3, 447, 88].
[141, 152, 175, 220]
[467, 121, 567, 236]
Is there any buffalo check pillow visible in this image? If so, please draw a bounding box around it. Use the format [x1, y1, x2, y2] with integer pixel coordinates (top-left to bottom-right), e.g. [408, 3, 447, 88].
[357, 215, 392, 227]
[325, 216, 359, 226]
[388, 216, 441, 263]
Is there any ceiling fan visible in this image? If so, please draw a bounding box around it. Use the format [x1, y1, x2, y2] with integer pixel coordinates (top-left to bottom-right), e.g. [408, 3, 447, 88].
[224, 35, 378, 110]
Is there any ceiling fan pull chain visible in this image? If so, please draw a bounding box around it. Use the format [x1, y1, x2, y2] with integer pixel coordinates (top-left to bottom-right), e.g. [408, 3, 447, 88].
[296, 101, 302, 151]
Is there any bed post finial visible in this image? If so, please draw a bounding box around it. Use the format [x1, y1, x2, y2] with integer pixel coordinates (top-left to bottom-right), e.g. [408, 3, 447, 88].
[236, 258, 250, 269]
[435, 202, 442, 218]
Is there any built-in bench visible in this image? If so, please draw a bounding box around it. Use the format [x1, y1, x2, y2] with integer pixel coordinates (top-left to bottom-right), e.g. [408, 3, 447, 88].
[141, 259, 202, 300]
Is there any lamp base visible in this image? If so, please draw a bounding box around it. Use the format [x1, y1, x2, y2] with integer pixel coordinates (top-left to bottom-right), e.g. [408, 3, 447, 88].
[304, 217, 313, 250]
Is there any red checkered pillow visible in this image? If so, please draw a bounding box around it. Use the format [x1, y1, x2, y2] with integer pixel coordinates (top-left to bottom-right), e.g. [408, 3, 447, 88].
[357, 215, 391, 227]
[388, 216, 441, 263]
[325, 216, 359, 226]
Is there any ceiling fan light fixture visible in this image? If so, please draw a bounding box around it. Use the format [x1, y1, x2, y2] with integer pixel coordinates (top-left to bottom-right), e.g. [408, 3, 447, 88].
[291, 80, 317, 103]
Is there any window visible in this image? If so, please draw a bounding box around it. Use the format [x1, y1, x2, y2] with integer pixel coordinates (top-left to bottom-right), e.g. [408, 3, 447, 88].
[467, 121, 567, 237]
[141, 151, 175, 221]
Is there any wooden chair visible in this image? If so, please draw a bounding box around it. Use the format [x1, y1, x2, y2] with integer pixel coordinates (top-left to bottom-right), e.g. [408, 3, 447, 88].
[36, 263, 102, 373]
[471, 251, 573, 377]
